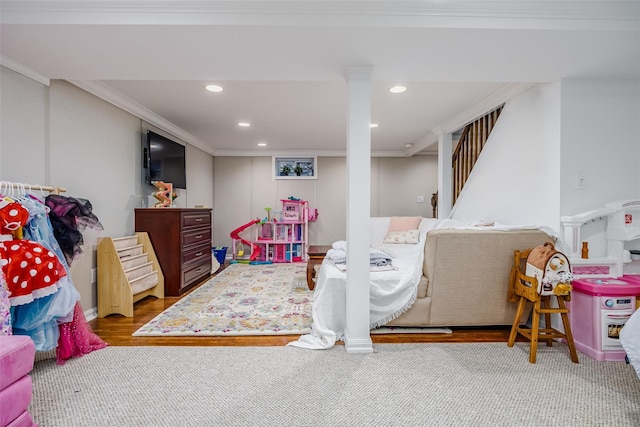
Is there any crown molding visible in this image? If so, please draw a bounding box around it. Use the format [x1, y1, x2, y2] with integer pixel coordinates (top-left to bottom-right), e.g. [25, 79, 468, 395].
[432, 82, 538, 135]
[212, 149, 411, 158]
[0, 55, 50, 86]
[67, 80, 214, 155]
[24, 75, 438, 159]
[2, 1, 638, 30]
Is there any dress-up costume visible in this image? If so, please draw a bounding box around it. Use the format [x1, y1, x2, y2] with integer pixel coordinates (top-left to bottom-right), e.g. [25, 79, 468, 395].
[0, 201, 66, 306]
[0, 193, 106, 364]
[44, 194, 106, 364]
[45, 195, 103, 265]
[0, 268, 11, 335]
[12, 196, 80, 351]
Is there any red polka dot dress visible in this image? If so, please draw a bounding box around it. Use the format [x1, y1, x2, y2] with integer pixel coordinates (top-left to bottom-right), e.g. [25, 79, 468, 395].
[0, 201, 67, 306]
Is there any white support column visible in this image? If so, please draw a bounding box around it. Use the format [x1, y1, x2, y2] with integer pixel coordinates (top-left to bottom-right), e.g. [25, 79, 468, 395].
[344, 66, 373, 354]
[437, 131, 453, 219]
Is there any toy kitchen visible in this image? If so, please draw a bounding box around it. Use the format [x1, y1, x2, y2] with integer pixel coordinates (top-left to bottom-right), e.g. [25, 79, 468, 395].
[561, 199, 640, 361]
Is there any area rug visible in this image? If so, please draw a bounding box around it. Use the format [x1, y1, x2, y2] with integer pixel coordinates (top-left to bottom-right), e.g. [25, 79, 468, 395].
[132, 263, 313, 336]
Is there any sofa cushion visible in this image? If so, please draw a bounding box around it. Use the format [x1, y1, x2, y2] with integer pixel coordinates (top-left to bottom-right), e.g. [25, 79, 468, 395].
[0, 375, 33, 427]
[417, 276, 428, 299]
[6, 410, 36, 427]
[0, 336, 35, 390]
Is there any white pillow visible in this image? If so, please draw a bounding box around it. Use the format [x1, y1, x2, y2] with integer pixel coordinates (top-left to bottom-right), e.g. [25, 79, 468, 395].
[383, 229, 420, 244]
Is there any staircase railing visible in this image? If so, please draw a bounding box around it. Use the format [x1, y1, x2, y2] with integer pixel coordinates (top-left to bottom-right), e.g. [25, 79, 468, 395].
[452, 105, 503, 204]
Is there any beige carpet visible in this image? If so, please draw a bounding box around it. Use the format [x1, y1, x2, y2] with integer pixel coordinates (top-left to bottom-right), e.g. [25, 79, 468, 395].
[30, 343, 640, 426]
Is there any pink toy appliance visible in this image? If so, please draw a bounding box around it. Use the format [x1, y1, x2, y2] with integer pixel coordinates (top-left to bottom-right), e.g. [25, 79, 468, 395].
[569, 276, 640, 361]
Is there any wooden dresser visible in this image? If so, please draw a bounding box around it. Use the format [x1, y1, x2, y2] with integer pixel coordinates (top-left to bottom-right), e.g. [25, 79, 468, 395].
[134, 208, 212, 296]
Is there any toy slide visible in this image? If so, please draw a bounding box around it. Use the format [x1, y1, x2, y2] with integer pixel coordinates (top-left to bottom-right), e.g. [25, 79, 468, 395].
[230, 218, 262, 261]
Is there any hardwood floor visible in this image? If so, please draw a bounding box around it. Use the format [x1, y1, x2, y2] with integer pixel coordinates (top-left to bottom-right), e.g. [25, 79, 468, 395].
[89, 273, 521, 347]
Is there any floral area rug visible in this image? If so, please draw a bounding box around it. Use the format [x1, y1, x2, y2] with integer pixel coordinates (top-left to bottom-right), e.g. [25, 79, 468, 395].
[132, 263, 312, 336]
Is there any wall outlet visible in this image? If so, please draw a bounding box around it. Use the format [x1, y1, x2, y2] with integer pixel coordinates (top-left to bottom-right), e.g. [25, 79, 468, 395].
[416, 195, 425, 203]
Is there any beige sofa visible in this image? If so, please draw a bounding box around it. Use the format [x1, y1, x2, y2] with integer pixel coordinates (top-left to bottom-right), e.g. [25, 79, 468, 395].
[386, 228, 554, 327]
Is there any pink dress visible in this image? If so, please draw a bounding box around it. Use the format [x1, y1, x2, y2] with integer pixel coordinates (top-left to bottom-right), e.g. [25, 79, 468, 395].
[56, 301, 107, 365]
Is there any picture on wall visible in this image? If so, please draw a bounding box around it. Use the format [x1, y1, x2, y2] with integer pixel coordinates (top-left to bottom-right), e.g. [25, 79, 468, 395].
[273, 156, 317, 179]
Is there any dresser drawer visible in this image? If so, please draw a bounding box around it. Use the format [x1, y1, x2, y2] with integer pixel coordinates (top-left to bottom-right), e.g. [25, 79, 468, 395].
[182, 258, 211, 287]
[182, 227, 211, 247]
[182, 212, 211, 228]
[182, 242, 211, 265]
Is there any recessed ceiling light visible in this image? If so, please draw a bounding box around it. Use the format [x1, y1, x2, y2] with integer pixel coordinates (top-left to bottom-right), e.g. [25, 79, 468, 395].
[370, 123, 379, 128]
[405, 143, 413, 148]
[238, 122, 251, 127]
[205, 84, 223, 93]
[389, 85, 407, 94]
[257, 142, 267, 147]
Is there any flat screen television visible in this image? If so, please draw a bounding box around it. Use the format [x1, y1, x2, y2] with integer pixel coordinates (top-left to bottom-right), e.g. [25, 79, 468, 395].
[143, 130, 187, 189]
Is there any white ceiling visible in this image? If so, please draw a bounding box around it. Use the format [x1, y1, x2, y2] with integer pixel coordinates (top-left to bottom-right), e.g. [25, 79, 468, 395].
[1, 1, 639, 156]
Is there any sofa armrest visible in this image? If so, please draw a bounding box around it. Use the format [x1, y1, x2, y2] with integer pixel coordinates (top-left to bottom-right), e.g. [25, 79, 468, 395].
[422, 228, 552, 325]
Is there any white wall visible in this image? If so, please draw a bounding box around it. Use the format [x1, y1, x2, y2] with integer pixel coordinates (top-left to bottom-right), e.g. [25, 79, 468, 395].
[559, 78, 640, 216]
[0, 67, 47, 182]
[450, 83, 562, 230]
[374, 156, 438, 218]
[213, 155, 438, 248]
[451, 78, 640, 242]
[0, 67, 215, 311]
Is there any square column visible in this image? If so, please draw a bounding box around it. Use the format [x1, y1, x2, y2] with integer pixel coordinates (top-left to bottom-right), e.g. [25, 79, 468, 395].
[344, 66, 373, 353]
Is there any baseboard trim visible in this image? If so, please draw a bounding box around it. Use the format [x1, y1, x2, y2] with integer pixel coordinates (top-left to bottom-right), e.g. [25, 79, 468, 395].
[343, 333, 373, 353]
[84, 306, 98, 322]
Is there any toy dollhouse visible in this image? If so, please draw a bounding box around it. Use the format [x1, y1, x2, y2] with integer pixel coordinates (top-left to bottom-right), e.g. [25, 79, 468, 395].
[231, 198, 316, 263]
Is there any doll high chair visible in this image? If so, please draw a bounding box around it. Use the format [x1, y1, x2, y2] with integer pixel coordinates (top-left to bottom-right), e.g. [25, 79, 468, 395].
[507, 242, 579, 364]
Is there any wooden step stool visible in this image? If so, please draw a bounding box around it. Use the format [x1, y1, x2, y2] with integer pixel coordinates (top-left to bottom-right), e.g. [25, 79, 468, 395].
[507, 248, 579, 364]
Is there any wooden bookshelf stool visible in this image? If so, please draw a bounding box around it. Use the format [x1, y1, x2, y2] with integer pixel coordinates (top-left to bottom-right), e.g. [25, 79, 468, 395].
[507, 248, 579, 364]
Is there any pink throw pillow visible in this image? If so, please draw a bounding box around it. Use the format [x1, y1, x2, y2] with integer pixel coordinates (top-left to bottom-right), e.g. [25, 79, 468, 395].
[386, 216, 421, 233]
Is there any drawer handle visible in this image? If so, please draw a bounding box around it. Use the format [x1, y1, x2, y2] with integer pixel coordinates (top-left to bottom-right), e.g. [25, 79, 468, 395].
[195, 268, 203, 273]
[195, 252, 203, 256]
[195, 218, 203, 222]
[195, 235, 202, 239]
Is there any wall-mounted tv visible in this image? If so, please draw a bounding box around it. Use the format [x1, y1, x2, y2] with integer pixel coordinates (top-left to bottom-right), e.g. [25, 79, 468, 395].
[143, 130, 187, 189]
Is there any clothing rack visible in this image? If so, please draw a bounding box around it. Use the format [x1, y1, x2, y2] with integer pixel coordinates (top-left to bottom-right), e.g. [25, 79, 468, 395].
[0, 181, 67, 195]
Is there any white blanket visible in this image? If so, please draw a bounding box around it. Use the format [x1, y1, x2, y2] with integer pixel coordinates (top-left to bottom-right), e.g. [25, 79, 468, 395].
[288, 217, 560, 350]
[289, 218, 437, 350]
[621, 308, 640, 378]
[326, 241, 393, 267]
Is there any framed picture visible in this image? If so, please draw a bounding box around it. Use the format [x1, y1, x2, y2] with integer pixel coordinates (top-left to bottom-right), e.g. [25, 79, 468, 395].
[273, 156, 317, 180]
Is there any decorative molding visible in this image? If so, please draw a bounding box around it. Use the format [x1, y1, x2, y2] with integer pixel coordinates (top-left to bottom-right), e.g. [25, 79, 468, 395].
[2, 1, 638, 30]
[212, 149, 412, 158]
[0, 55, 50, 86]
[343, 335, 374, 354]
[84, 306, 98, 322]
[405, 131, 438, 157]
[433, 82, 538, 134]
[67, 80, 214, 156]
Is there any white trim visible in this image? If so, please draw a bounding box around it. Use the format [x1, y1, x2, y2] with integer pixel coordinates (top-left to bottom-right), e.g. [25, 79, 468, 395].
[344, 336, 374, 354]
[213, 149, 411, 157]
[84, 306, 98, 322]
[433, 82, 538, 134]
[68, 80, 214, 156]
[0, 55, 50, 86]
[2, 1, 638, 31]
